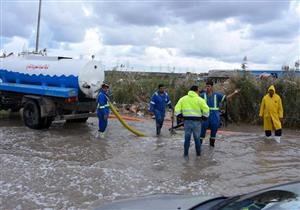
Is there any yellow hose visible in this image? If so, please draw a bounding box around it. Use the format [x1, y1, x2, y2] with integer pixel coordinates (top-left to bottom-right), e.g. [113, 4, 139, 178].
[109, 102, 146, 137]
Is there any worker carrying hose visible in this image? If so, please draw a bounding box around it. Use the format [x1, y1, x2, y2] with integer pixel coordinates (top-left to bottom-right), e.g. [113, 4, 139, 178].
[175, 85, 210, 159]
[149, 84, 172, 136]
[259, 85, 283, 143]
[97, 83, 110, 138]
[200, 81, 239, 147]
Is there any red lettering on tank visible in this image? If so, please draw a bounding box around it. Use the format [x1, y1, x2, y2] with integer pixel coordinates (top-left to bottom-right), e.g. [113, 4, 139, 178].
[26, 64, 49, 70]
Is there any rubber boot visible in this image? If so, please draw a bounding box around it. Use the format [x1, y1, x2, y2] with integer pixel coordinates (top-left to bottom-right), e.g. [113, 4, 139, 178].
[274, 136, 281, 143]
[156, 125, 161, 136]
[183, 154, 189, 161]
[96, 131, 105, 138]
[210, 138, 215, 147]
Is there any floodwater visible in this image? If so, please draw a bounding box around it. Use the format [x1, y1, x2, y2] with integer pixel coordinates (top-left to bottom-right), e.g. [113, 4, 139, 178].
[0, 115, 299, 209]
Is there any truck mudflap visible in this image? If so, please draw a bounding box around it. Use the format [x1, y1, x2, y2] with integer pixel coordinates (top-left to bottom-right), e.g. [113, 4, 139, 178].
[56, 112, 96, 121]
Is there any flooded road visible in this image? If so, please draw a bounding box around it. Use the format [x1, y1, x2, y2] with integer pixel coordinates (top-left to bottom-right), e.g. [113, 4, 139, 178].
[0, 116, 299, 209]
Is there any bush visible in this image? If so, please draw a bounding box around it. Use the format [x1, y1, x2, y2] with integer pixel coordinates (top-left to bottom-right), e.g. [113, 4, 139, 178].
[105, 71, 300, 128]
[105, 71, 198, 105]
[227, 73, 300, 128]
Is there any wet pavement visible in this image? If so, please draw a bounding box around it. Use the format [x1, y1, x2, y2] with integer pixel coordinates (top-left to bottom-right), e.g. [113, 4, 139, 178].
[0, 116, 299, 209]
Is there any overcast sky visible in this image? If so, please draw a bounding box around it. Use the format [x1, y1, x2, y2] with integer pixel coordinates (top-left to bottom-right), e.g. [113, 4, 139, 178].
[1, 0, 299, 72]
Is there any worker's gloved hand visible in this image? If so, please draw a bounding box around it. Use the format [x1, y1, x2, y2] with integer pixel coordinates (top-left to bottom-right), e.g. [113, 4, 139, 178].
[177, 113, 183, 118]
[201, 116, 208, 121]
[103, 114, 108, 120]
[176, 114, 183, 120]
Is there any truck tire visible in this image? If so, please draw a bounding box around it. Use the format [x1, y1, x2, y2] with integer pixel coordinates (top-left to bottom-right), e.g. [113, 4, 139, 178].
[41, 117, 53, 129]
[23, 100, 43, 129]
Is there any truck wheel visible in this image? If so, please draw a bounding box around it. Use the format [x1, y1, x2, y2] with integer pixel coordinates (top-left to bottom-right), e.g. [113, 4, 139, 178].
[66, 117, 88, 123]
[23, 100, 42, 129]
[41, 117, 53, 129]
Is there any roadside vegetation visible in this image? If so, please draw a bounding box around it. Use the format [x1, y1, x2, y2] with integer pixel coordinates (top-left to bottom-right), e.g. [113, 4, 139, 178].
[106, 71, 300, 128]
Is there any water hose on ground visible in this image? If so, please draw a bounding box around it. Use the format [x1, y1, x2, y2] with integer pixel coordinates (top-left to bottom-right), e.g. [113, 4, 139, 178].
[109, 102, 146, 137]
[109, 115, 144, 122]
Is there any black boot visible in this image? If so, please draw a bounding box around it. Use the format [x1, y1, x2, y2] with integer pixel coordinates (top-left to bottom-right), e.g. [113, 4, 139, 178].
[210, 138, 215, 147]
[156, 126, 161, 136]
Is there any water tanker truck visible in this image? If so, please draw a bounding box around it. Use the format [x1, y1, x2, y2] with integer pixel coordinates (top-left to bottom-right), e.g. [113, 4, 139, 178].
[0, 53, 104, 129]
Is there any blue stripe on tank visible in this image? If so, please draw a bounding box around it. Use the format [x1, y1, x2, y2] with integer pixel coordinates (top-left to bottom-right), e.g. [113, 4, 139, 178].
[0, 68, 79, 88]
[0, 82, 78, 98]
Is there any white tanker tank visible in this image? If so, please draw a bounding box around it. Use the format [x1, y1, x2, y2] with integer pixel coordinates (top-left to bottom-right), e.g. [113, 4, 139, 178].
[0, 53, 104, 99]
[0, 53, 106, 129]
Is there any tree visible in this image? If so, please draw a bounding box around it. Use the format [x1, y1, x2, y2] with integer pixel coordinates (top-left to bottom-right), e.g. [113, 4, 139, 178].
[282, 65, 289, 71]
[241, 56, 248, 70]
[295, 60, 300, 71]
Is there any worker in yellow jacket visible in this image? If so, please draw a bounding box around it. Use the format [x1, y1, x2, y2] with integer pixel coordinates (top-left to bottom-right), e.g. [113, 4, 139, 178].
[175, 85, 210, 159]
[259, 85, 283, 143]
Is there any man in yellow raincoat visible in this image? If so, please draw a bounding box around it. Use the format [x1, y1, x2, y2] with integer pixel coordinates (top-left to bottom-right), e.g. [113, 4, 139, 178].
[259, 85, 283, 143]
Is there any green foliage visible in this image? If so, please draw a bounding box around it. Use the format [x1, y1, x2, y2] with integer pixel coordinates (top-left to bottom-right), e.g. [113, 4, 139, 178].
[105, 71, 300, 128]
[274, 77, 300, 127]
[227, 73, 300, 128]
[105, 71, 197, 105]
[227, 73, 261, 123]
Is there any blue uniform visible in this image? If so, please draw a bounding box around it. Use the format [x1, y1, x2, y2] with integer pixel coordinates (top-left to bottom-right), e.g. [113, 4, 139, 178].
[149, 91, 172, 134]
[97, 89, 110, 132]
[200, 92, 226, 140]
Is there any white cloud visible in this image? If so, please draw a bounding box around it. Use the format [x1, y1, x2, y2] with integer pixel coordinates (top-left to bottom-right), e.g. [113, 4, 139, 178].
[1, 0, 299, 72]
[2, 36, 29, 53]
[68, 28, 103, 56]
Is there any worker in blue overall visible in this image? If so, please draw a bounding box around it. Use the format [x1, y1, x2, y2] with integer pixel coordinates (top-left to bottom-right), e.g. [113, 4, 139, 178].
[149, 84, 172, 136]
[97, 83, 110, 138]
[200, 81, 239, 147]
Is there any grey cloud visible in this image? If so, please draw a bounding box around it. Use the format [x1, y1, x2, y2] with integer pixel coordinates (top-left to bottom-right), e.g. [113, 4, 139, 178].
[2, 1, 293, 40]
[1, 0, 296, 60]
[2, 2, 37, 38]
[101, 45, 145, 59]
[41, 2, 91, 43]
[249, 18, 300, 41]
[165, 0, 289, 24]
[184, 49, 214, 58]
[90, 0, 294, 48]
[92, 0, 290, 28]
[183, 45, 231, 61]
[93, 2, 168, 26]
[128, 46, 146, 56]
[1, 1, 91, 44]
[101, 26, 157, 46]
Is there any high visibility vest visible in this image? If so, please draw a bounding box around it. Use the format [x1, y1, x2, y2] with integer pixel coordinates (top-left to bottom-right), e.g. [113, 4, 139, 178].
[203, 93, 225, 111]
[97, 94, 110, 109]
[175, 91, 209, 118]
[97, 103, 109, 109]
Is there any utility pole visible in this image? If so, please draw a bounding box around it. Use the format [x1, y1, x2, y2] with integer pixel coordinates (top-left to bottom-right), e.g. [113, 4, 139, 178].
[35, 0, 42, 53]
